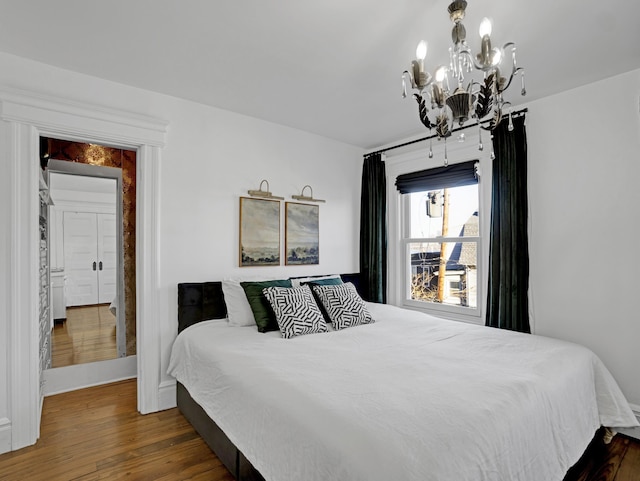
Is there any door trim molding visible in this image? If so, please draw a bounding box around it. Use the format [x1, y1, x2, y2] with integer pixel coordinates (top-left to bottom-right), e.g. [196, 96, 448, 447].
[0, 86, 167, 449]
[4, 121, 41, 449]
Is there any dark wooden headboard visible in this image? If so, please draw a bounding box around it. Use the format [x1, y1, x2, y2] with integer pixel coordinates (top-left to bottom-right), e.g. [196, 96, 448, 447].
[178, 273, 361, 333]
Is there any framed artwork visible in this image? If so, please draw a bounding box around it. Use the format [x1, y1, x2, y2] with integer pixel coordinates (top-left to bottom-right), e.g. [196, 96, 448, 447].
[285, 202, 319, 265]
[239, 197, 280, 266]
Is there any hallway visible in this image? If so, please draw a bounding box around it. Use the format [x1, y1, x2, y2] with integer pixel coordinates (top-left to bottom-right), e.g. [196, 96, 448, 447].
[51, 304, 117, 367]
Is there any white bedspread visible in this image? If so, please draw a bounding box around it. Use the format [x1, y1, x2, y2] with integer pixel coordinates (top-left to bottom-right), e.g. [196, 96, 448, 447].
[168, 303, 638, 481]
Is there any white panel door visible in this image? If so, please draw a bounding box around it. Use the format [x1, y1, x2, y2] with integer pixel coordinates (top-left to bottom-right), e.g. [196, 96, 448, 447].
[97, 213, 117, 304]
[63, 212, 98, 306]
[63, 212, 118, 306]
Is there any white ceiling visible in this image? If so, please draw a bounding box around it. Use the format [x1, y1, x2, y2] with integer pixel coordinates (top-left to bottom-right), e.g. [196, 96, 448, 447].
[1, 0, 639, 150]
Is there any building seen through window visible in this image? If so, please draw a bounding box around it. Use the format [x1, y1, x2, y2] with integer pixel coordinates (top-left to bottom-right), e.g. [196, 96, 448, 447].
[406, 183, 479, 310]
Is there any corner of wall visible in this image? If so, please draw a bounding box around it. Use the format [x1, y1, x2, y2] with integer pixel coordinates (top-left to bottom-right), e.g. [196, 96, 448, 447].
[158, 379, 177, 411]
[0, 417, 11, 455]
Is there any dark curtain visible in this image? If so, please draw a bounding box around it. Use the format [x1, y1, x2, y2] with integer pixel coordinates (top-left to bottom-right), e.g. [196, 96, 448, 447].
[486, 115, 530, 332]
[359, 153, 387, 303]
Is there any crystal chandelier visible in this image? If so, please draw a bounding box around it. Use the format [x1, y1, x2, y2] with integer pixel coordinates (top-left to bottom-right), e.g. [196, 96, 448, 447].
[402, 0, 526, 161]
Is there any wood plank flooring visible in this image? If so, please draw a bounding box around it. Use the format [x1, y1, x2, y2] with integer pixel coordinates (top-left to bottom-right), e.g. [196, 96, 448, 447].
[0, 380, 233, 481]
[51, 304, 118, 367]
[0, 379, 638, 480]
[564, 428, 640, 481]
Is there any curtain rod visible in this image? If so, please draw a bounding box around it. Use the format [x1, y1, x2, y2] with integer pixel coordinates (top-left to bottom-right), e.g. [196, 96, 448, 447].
[365, 107, 528, 158]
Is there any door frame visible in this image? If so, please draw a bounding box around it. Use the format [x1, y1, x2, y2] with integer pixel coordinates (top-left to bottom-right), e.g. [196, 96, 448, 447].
[0, 87, 167, 450]
[48, 160, 126, 358]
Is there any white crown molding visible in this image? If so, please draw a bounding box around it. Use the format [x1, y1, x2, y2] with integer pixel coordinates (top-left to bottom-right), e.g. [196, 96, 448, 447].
[0, 84, 168, 148]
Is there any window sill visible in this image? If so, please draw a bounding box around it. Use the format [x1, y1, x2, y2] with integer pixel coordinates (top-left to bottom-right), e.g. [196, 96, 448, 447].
[400, 300, 484, 326]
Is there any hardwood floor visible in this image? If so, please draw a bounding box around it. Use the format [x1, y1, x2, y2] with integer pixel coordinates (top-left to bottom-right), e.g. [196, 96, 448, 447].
[0, 379, 233, 481]
[0, 379, 637, 480]
[51, 304, 118, 367]
[564, 429, 640, 481]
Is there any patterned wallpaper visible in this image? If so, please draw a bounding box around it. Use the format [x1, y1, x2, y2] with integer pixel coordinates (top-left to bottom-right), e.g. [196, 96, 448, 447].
[45, 138, 137, 356]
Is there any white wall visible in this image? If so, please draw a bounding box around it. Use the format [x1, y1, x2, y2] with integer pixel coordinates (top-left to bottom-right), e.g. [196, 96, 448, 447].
[526, 68, 640, 409]
[0, 52, 363, 452]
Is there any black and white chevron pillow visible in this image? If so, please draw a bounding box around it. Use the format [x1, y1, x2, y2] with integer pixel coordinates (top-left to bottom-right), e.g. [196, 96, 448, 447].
[311, 282, 374, 330]
[262, 285, 328, 339]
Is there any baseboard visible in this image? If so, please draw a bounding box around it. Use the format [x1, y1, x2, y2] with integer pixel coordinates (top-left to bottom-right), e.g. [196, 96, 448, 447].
[0, 417, 11, 455]
[43, 355, 137, 396]
[158, 379, 177, 411]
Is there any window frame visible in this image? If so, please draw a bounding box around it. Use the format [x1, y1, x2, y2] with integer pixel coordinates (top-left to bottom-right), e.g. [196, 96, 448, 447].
[400, 193, 482, 320]
[384, 141, 490, 325]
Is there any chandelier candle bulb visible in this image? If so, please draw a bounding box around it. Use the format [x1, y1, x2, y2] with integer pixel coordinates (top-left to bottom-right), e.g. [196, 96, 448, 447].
[416, 41, 428, 66]
[478, 18, 493, 68]
[478, 17, 492, 37]
[492, 49, 502, 67]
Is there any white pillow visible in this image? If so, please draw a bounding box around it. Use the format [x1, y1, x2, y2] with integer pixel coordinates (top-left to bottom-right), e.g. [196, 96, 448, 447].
[262, 285, 328, 339]
[290, 274, 341, 288]
[221, 280, 255, 327]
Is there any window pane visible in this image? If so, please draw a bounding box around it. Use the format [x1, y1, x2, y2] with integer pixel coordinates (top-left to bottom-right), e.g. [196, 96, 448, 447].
[409, 241, 477, 308]
[408, 184, 478, 238]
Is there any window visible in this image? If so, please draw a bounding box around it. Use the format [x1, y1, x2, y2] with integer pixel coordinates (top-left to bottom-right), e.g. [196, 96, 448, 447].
[396, 161, 481, 317]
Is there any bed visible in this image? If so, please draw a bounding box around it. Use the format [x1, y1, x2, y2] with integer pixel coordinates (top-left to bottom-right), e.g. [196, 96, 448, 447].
[168, 277, 638, 481]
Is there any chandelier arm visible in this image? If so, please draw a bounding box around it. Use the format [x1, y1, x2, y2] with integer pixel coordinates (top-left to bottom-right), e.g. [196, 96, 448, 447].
[498, 67, 524, 95]
[402, 70, 415, 98]
[470, 57, 484, 71]
[494, 42, 518, 92]
[479, 100, 513, 131]
[468, 47, 492, 72]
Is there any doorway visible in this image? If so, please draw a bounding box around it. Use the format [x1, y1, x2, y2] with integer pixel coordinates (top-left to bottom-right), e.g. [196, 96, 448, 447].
[48, 170, 123, 367]
[41, 137, 138, 395]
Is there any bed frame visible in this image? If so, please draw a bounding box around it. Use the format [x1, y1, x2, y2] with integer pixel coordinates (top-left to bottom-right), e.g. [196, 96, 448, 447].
[176, 274, 361, 481]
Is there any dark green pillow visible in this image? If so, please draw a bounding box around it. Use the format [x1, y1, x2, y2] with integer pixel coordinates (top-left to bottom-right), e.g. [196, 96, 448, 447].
[301, 277, 344, 287]
[302, 277, 343, 322]
[240, 279, 292, 332]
